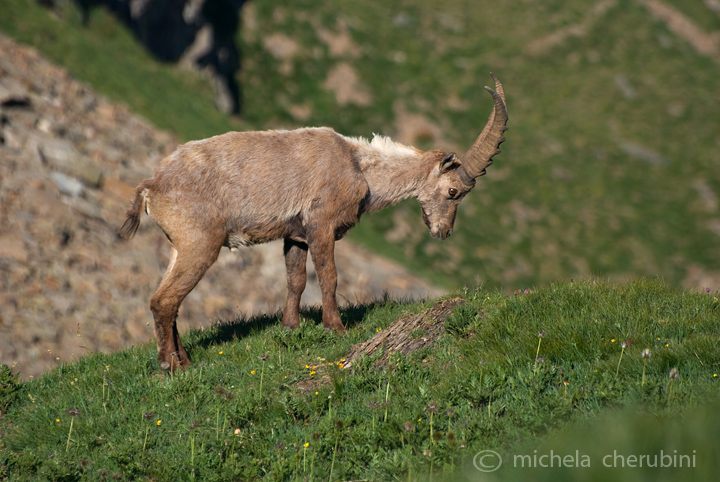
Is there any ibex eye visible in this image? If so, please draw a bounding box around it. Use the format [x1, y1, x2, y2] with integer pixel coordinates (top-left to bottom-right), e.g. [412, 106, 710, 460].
[448, 188, 458, 197]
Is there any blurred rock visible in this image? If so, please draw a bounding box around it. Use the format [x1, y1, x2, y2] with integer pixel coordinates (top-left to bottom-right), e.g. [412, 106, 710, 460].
[0, 77, 30, 107]
[40, 0, 246, 114]
[50, 171, 84, 198]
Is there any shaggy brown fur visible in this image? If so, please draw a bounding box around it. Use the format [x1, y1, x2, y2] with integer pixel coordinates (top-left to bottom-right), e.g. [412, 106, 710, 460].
[120, 75, 508, 371]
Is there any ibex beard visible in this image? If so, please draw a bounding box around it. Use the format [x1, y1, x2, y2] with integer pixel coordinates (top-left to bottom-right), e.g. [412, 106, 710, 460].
[120, 74, 508, 371]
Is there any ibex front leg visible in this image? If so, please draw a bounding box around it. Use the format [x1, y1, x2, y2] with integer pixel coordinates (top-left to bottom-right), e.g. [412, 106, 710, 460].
[282, 238, 308, 330]
[307, 228, 346, 332]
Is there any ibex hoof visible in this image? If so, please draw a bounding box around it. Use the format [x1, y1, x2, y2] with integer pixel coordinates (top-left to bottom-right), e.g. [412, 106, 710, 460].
[159, 353, 192, 372]
[325, 324, 347, 334]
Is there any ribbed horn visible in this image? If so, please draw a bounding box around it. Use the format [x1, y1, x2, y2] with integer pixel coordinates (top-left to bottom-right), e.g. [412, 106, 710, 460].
[459, 73, 508, 179]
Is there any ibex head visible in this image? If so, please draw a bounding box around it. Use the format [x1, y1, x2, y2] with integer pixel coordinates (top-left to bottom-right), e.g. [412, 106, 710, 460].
[417, 73, 508, 240]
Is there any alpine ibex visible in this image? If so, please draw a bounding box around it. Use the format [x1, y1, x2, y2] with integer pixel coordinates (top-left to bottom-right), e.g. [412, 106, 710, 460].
[120, 74, 508, 371]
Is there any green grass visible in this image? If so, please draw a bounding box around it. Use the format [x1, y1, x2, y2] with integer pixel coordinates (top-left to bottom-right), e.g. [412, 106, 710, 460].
[1, 0, 719, 291]
[492, 403, 720, 482]
[1, 279, 719, 480]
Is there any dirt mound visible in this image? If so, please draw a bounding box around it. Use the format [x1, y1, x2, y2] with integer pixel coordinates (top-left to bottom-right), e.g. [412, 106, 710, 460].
[0, 34, 442, 378]
[343, 297, 465, 370]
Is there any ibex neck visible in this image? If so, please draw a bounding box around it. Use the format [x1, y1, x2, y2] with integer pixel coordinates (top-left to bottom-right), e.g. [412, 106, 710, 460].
[346, 135, 429, 212]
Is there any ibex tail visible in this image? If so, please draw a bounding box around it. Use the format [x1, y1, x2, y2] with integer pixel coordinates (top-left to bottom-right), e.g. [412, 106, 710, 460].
[118, 180, 151, 240]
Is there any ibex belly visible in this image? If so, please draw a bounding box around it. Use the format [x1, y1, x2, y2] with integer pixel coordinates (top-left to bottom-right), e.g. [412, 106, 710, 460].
[225, 212, 307, 249]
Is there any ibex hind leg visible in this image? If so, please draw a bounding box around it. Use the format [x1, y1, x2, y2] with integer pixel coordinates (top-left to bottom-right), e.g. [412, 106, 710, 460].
[150, 238, 223, 371]
[282, 238, 308, 330]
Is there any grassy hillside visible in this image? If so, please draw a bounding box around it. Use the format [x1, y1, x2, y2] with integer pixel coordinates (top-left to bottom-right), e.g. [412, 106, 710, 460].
[0, 0, 247, 140]
[1, 0, 719, 292]
[1, 279, 719, 480]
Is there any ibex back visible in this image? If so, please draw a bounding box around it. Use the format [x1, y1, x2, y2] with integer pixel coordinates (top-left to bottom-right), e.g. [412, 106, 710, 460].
[120, 74, 508, 371]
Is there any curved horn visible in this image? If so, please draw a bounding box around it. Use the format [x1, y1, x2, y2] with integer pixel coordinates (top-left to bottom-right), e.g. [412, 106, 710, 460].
[459, 73, 508, 179]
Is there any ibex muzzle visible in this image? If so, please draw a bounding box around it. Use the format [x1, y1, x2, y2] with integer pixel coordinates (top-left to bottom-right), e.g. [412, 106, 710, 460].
[120, 74, 508, 371]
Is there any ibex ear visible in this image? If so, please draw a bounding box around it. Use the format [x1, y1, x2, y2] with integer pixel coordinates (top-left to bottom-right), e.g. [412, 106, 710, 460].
[439, 153, 458, 174]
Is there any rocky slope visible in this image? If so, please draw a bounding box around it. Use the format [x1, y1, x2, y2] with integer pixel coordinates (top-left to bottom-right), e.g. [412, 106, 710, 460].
[0, 33, 442, 378]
